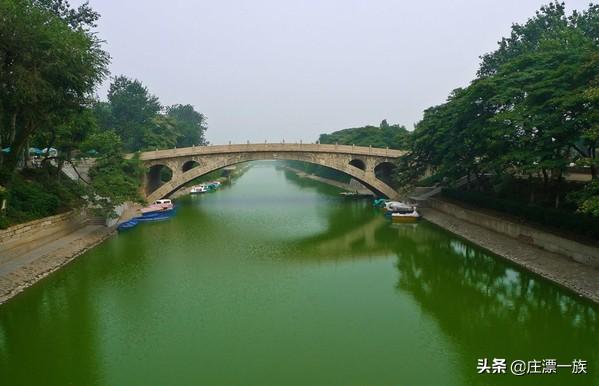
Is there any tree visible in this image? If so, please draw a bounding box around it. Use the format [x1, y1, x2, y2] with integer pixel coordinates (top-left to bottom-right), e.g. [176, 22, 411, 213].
[318, 121, 409, 149]
[478, 2, 570, 78]
[568, 180, 599, 217]
[166, 104, 208, 147]
[83, 130, 144, 218]
[397, 1, 599, 211]
[107, 76, 161, 151]
[142, 115, 180, 150]
[0, 0, 109, 184]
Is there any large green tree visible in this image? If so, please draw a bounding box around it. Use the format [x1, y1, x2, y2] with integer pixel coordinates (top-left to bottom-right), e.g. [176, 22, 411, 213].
[398, 1, 599, 213]
[82, 130, 144, 218]
[0, 0, 109, 184]
[166, 104, 208, 147]
[319, 120, 409, 149]
[106, 76, 162, 152]
[99, 77, 208, 152]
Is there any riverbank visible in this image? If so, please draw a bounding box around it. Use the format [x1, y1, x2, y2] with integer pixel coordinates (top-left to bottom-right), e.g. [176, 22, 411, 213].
[0, 201, 145, 305]
[0, 223, 115, 304]
[282, 165, 373, 195]
[171, 164, 250, 199]
[421, 204, 599, 304]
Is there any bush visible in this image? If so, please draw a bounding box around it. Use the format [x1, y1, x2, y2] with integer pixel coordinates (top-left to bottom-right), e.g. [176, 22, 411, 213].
[415, 173, 444, 187]
[87, 154, 144, 218]
[4, 169, 85, 226]
[442, 188, 599, 240]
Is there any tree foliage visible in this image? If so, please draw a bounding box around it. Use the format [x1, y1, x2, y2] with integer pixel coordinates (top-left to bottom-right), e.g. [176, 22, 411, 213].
[83, 131, 144, 218]
[166, 104, 208, 147]
[94, 76, 208, 152]
[319, 120, 409, 149]
[398, 2, 599, 216]
[0, 0, 109, 183]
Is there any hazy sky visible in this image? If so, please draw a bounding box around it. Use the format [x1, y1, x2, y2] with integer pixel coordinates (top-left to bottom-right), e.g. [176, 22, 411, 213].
[80, 0, 590, 144]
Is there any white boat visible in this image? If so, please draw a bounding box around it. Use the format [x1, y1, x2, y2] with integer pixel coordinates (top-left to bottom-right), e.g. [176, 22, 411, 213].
[384, 201, 421, 223]
[385, 201, 413, 213]
[190, 184, 208, 194]
[140, 199, 174, 215]
[391, 209, 421, 223]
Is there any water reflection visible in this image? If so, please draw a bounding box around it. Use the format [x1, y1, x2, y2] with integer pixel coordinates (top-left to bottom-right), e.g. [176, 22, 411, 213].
[284, 168, 599, 385]
[391, 223, 599, 385]
[0, 163, 597, 386]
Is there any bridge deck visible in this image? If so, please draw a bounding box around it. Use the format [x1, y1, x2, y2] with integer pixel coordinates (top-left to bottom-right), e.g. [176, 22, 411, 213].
[134, 143, 405, 161]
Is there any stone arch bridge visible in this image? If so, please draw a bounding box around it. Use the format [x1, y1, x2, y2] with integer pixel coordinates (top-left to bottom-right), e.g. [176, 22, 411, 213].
[134, 143, 406, 202]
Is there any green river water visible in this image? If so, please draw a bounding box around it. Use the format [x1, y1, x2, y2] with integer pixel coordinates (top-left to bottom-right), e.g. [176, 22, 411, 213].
[0, 162, 598, 386]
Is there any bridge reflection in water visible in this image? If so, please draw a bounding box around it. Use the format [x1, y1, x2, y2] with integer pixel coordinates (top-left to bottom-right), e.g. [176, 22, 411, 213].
[282, 168, 599, 386]
[0, 162, 597, 386]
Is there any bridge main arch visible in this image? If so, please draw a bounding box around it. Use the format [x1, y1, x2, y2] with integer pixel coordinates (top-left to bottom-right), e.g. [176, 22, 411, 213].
[135, 143, 406, 202]
[147, 153, 397, 202]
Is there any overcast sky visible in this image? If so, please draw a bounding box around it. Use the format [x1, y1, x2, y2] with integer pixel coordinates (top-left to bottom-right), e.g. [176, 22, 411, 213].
[80, 0, 590, 144]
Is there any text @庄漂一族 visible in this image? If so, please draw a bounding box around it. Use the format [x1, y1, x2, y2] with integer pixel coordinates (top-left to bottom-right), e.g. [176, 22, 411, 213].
[477, 358, 587, 376]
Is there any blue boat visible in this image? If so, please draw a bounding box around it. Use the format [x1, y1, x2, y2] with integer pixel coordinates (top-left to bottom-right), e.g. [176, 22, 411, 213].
[134, 208, 176, 222]
[117, 219, 139, 232]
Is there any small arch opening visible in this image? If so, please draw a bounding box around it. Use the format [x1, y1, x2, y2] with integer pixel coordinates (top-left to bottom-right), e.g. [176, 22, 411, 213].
[182, 160, 200, 173]
[349, 158, 366, 171]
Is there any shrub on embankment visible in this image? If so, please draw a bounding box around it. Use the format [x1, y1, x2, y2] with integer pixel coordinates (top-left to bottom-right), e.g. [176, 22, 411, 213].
[2, 169, 85, 228]
[442, 188, 599, 240]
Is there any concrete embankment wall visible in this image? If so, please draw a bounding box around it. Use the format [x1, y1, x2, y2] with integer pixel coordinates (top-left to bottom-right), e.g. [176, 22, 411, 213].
[0, 211, 89, 256]
[429, 199, 599, 268]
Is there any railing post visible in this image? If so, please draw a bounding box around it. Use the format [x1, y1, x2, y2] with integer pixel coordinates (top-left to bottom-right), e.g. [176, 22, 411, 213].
[369, 144, 371, 154]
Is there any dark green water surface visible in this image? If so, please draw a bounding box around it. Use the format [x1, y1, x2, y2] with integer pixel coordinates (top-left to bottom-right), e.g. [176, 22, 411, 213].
[1, 162, 598, 385]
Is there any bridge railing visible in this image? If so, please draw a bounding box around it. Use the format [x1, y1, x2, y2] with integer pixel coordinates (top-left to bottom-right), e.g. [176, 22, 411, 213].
[134, 143, 405, 160]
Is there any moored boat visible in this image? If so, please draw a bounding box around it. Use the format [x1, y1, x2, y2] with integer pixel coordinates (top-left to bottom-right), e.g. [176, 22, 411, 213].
[140, 199, 174, 215]
[134, 211, 174, 221]
[391, 210, 420, 223]
[206, 181, 221, 191]
[117, 219, 139, 231]
[190, 184, 208, 194]
[385, 201, 413, 213]
[373, 198, 387, 208]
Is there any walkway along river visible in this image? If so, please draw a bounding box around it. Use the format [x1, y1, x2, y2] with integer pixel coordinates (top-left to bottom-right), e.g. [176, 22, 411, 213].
[0, 162, 598, 385]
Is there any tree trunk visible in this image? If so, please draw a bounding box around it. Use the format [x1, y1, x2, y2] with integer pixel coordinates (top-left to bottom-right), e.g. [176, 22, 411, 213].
[528, 174, 535, 204]
[553, 169, 563, 209]
[542, 168, 549, 189]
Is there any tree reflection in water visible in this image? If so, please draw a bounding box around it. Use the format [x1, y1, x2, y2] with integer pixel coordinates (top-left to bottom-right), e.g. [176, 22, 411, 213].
[391, 222, 599, 385]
